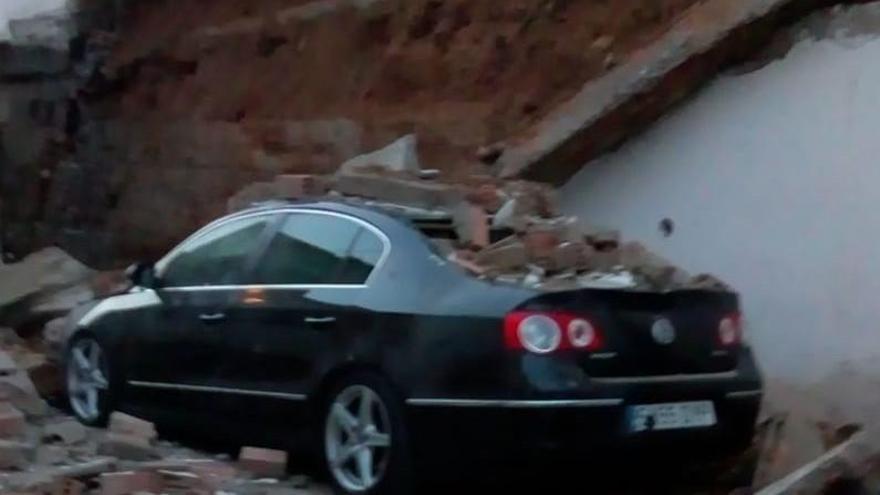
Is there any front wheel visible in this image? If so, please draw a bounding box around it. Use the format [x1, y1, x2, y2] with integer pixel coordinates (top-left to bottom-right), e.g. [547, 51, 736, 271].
[322, 374, 412, 494]
[65, 335, 114, 426]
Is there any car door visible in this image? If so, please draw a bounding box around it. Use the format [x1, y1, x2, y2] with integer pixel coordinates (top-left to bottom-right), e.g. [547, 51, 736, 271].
[124, 213, 279, 416]
[217, 210, 388, 434]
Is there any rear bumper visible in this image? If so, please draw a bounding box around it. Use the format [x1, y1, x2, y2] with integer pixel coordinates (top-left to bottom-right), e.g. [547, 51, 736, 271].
[407, 348, 762, 458]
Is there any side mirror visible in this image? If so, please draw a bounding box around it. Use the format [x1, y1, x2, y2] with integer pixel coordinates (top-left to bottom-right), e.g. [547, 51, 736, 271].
[125, 262, 157, 288]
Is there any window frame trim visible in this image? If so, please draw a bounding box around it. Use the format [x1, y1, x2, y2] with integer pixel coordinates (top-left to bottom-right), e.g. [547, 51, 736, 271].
[155, 208, 391, 291]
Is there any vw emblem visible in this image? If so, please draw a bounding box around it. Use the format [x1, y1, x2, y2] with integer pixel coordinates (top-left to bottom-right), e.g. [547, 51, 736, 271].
[651, 318, 676, 345]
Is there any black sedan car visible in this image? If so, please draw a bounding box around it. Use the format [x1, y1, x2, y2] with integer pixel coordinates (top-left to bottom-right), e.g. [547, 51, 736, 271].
[65, 200, 763, 494]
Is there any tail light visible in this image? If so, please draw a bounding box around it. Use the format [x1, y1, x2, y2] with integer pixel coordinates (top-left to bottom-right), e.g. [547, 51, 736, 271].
[505, 311, 604, 354]
[718, 312, 743, 346]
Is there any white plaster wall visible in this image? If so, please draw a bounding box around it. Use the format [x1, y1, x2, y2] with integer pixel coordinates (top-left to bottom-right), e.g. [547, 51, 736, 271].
[562, 28, 880, 398]
[0, 0, 69, 39]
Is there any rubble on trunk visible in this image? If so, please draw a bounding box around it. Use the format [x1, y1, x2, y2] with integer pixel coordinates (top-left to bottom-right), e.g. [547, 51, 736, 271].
[228, 139, 730, 293]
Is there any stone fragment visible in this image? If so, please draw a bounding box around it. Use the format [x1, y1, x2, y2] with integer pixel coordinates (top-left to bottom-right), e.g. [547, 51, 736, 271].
[476, 238, 528, 271]
[334, 174, 463, 210]
[98, 433, 156, 461]
[453, 203, 490, 248]
[476, 144, 504, 165]
[0, 382, 49, 418]
[99, 471, 164, 495]
[52, 477, 85, 495]
[238, 447, 288, 478]
[35, 444, 69, 466]
[0, 401, 26, 438]
[0, 438, 32, 470]
[465, 183, 504, 212]
[338, 134, 421, 175]
[43, 418, 88, 445]
[108, 412, 157, 441]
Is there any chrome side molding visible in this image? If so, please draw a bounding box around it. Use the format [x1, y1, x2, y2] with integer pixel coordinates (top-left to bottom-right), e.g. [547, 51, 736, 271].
[405, 398, 623, 408]
[127, 381, 307, 401]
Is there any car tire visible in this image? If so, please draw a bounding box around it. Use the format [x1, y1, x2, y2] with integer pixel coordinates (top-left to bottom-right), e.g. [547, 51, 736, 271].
[321, 373, 413, 495]
[64, 334, 116, 426]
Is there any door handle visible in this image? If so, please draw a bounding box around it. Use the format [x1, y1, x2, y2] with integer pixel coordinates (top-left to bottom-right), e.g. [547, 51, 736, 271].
[304, 316, 336, 325]
[199, 312, 227, 323]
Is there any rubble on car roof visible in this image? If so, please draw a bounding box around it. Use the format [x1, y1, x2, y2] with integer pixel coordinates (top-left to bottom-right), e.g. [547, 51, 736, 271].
[227, 136, 729, 293]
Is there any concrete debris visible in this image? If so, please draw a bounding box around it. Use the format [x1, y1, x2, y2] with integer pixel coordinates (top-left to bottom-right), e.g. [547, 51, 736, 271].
[238, 447, 288, 478]
[108, 413, 158, 442]
[0, 402, 27, 438]
[98, 433, 156, 461]
[99, 470, 164, 495]
[229, 165, 729, 293]
[43, 418, 88, 445]
[338, 134, 421, 176]
[0, 248, 94, 328]
[0, 438, 32, 470]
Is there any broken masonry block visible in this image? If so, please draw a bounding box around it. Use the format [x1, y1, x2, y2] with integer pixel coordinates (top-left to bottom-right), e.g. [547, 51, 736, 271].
[523, 228, 561, 261]
[0, 438, 33, 470]
[98, 432, 156, 461]
[99, 470, 164, 495]
[238, 446, 288, 478]
[475, 242, 528, 271]
[465, 183, 504, 212]
[108, 412, 157, 441]
[0, 401, 26, 438]
[43, 418, 88, 445]
[334, 173, 464, 210]
[453, 203, 490, 248]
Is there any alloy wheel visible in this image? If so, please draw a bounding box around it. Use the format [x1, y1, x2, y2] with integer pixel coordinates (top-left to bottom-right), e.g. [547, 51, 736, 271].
[325, 384, 392, 493]
[67, 338, 109, 422]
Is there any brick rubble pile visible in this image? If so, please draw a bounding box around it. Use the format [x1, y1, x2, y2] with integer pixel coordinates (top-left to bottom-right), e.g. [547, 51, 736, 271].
[228, 135, 728, 293]
[1, 341, 317, 494]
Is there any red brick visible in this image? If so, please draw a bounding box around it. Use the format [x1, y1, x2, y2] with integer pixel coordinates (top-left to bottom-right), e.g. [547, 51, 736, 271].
[0, 401, 26, 438]
[238, 447, 287, 478]
[100, 471, 164, 495]
[454, 204, 490, 248]
[108, 412, 157, 441]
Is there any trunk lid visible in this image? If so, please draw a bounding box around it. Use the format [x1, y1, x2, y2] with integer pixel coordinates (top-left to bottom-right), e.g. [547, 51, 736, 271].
[517, 288, 740, 377]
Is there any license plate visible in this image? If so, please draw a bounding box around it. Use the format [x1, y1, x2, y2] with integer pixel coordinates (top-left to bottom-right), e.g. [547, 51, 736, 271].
[627, 401, 716, 433]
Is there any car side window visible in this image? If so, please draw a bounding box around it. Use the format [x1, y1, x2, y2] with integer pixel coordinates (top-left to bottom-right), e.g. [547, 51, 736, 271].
[249, 213, 384, 286]
[161, 216, 272, 287]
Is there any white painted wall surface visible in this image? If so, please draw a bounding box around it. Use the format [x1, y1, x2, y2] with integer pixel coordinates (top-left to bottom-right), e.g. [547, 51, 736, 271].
[0, 0, 69, 39]
[562, 22, 880, 407]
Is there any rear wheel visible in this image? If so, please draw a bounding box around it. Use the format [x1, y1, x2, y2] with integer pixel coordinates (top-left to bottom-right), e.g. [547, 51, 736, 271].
[65, 335, 113, 426]
[322, 374, 412, 494]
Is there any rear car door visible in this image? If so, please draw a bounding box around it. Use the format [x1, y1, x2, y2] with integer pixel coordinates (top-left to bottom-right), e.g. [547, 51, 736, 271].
[218, 210, 387, 435]
[125, 213, 278, 414]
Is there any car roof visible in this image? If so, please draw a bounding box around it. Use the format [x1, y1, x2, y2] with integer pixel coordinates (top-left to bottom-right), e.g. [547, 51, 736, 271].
[227, 197, 452, 232]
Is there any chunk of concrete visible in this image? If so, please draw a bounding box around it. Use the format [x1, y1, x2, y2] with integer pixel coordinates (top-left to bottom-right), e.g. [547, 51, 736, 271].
[108, 412, 157, 441]
[0, 248, 93, 325]
[0, 439, 33, 470]
[35, 444, 69, 466]
[43, 418, 88, 445]
[453, 203, 490, 248]
[238, 447, 288, 478]
[99, 471, 164, 495]
[334, 174, 463, 210]
[338, 134, 421, 175]
[98, 433, 156, 461]
[0, 401, 26, 438]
